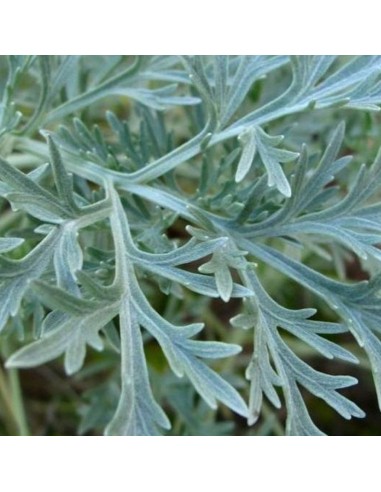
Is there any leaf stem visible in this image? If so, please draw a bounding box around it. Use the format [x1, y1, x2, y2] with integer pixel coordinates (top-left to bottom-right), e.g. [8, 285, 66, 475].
[0, 364, 19, 435]
[7, 366, 29, 436]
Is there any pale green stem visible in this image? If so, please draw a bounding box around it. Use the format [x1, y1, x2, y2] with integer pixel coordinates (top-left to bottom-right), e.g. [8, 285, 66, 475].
[7, 367, 29, 436]
[0, 364, 19, 435]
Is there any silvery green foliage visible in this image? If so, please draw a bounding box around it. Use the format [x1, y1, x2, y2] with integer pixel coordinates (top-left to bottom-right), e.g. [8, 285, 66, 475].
[1, 56, 381, 435]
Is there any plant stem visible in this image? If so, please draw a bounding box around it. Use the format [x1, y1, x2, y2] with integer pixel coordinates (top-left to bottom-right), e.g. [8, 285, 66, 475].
[8, 367, 29, 436]
[1, 339, 30, 436]
[0, 364, 19, 435]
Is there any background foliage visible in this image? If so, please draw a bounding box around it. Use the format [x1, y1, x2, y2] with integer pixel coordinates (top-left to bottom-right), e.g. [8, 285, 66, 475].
[1, 55, 381, 435]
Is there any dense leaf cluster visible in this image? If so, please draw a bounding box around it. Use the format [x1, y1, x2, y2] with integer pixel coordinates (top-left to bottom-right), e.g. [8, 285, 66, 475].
[1, 56, 381, 435]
